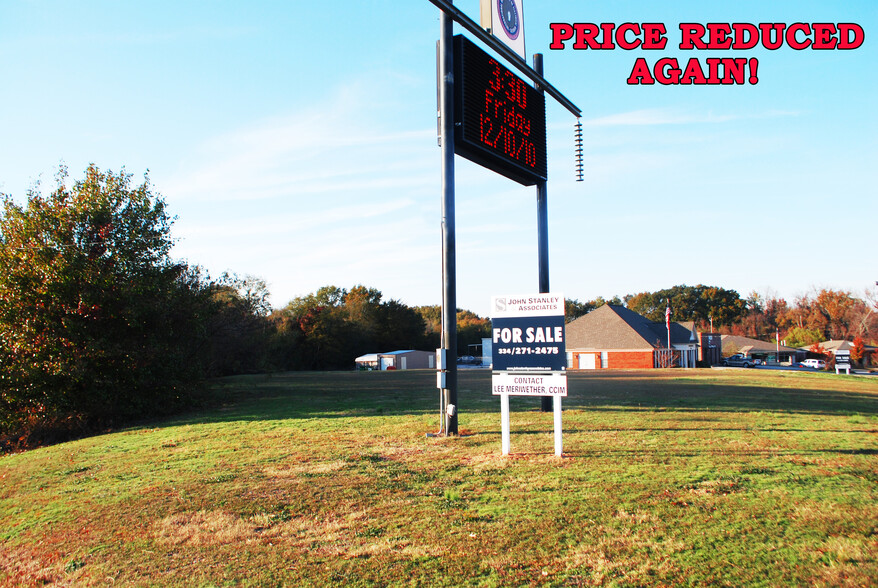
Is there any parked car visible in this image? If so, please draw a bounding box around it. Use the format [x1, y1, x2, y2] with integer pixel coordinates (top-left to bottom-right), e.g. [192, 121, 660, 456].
[722, 354, 758, 368]
[798, 359, 826, 369]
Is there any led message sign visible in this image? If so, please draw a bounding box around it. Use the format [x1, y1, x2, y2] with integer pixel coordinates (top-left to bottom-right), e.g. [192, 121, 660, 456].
[453, 35, 547, 186]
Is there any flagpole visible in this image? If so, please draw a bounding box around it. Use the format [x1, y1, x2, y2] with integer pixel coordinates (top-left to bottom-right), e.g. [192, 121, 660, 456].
[665, 299, 671, 364]
[776, 329, 780, 364]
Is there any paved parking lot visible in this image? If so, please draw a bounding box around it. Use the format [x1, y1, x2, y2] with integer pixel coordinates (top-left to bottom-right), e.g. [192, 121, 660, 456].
[713, 365, 877, 376]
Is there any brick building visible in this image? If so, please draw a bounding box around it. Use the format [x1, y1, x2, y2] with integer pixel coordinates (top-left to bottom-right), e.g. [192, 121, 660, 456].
[566, 304, 698, 369]
[721, 334, 800, 365]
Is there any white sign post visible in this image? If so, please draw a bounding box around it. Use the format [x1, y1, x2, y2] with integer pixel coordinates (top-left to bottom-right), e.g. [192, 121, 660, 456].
[490, 293, 566, 456]
[835, 350, 852, 375]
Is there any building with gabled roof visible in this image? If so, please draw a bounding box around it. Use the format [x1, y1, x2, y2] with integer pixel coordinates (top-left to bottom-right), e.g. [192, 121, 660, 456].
[354, 350, 435, 371]
[720, 334, 800, 364]
[798, 339, 875, 366]
[565, 304, 698, 369]
[806, 339, 875, 354]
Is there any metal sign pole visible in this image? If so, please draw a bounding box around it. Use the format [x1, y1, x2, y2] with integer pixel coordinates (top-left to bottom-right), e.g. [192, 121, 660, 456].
[427, 0, 580, 118]
[534, 53, 553, 414]
[439, 2, 458, 435]
[553, 395, 563, 457]
[501, 392, 511, 455]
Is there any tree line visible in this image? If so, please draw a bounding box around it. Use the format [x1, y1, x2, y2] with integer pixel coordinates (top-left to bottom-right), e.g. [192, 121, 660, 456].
[260, 285, 489, 372]
[567, 285, 877, 346]
[2, 165, 875, 446]
[0, 166, 496, 445]
[566, 285, 877, 347]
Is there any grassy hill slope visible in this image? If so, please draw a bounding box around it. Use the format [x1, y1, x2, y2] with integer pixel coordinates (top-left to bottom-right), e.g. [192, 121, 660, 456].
[2, 369, 876, 586]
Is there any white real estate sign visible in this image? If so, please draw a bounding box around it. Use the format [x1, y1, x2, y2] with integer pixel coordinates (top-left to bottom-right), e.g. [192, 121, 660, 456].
[835, 350, 852, 374]
[491, 293, 566, 456]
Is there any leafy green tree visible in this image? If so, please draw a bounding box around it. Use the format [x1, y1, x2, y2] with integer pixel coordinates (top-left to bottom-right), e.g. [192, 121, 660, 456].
[565, 296, 622, 322]
[280, 287, 351, 370]
[784, 326, 822, 348]
[414, 305, 491, 353]
[415, 305, 442, 349]
[0, 165, 209, 434]
[722, 341, 740, 358]
[625, 284, 745, 326]
[341, 285, 384, 355]
[457, 309, 491, 356]
[204, 273, 273, 376]
[565, 298, 593, 322]
[277, 285, 429, 369]
[266, 308, 306, 371]
[376, 299, 426, 351]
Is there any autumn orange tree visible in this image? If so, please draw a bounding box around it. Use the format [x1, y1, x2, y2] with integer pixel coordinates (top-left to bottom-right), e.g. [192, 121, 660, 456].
[851, 336, 866, 366]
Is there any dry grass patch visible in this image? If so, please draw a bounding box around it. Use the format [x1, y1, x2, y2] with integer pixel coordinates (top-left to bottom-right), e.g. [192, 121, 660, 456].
[811, 536, 878, 587]
[0, 545, 74, 587]
[562, 524, 685, 586]
[461, 452, 516, 473]
[150, 507, 441, 561]
[154, 510, 264, 546]
[688, 478, 743, 497]
[262, 459, 348, 478]
[153, 508, 358, 548]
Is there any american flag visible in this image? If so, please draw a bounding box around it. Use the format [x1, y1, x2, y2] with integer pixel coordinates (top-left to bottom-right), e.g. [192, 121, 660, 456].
[665, 301, 671, 348]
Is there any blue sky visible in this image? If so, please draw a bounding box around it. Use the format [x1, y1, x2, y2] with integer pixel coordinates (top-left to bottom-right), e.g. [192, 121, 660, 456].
[1, 1, 875, 316]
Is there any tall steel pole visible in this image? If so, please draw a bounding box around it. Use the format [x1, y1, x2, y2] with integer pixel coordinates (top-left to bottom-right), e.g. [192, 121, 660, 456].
[439, 2, 458, 435]
[534, 53, 553, 413]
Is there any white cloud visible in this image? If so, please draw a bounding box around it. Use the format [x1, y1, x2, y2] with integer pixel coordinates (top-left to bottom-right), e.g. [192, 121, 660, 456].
[162, 76, 448, 306]
[165, 78, 437, 204]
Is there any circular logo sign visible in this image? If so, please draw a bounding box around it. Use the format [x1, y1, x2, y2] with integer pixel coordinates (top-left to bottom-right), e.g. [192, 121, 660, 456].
[496, 0, 520, 40]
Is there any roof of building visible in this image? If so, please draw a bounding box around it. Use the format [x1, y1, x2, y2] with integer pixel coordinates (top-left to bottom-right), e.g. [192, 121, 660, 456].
[721, 334, 798, 354]
[566, 304, 696, 350]
[797, 339, 877, 352]
[356, 350, 431, 362]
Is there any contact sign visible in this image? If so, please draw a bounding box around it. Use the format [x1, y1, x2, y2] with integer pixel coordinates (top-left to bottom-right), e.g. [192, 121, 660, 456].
[492, 372, 567, 397]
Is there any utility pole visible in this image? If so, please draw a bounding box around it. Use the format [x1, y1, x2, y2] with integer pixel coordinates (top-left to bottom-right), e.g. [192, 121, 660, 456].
[535, 52, 552, 414]
[439, 1, 458, 435]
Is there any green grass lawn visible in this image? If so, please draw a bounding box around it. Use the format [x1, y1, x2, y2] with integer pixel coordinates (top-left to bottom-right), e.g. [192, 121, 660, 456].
[2, 369, 876, 586]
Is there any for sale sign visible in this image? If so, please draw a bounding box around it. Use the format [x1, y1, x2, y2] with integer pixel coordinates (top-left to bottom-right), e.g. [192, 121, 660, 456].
[491, 293, 567, 455]
[490, 293, 567, 375]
